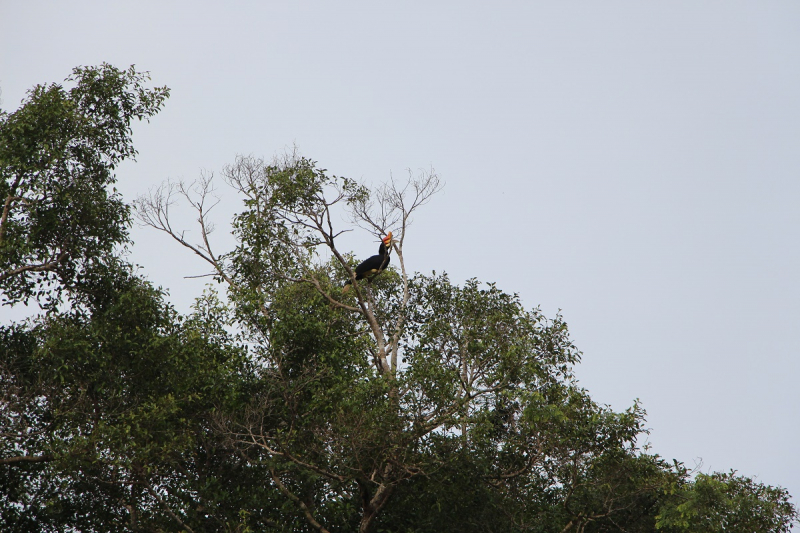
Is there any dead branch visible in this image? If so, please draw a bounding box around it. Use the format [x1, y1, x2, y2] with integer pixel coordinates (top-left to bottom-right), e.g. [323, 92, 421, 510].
[134, 176, 233, 286]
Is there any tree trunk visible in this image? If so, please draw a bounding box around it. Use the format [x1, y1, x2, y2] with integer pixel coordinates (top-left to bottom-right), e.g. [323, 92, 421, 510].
[358, 482, 394, 533]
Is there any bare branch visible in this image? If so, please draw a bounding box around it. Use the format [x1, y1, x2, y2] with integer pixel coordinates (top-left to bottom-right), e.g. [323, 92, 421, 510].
[134, 177, 234, 286]
[346, 169, 442, 374]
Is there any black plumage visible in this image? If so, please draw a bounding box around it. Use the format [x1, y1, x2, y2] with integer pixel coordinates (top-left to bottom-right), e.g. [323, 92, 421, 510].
[343, 234, 392, 292]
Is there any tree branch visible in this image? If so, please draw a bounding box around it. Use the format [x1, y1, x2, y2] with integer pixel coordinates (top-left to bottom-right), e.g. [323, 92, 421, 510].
[0, 252, 68, 282]
[0, 454, 53, 465]
[143, 480, 196, 533]
[270, 469, 331, 533]
[0, 176, 22, 246]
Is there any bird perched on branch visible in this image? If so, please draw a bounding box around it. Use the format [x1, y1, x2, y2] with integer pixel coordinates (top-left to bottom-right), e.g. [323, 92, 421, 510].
[343, 232, 393, 293]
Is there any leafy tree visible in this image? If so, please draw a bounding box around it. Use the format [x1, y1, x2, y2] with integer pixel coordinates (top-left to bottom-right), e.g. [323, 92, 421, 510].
[0, 63, 169, 306]
[2, 67, 796, 532]
[136, 153, 798, 532]
[656, 471, 797, 533]
[0, 263, 260, 532]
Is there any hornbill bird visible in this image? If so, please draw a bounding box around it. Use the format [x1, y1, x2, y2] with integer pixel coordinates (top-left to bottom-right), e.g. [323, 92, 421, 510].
[342, 232, 393, 293]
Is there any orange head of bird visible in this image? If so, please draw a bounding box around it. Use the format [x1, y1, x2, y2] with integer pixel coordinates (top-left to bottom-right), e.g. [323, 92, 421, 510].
[382, 232, 393, 246]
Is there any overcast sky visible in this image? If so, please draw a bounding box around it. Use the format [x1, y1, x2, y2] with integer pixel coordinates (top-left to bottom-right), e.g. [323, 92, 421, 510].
[2, 0, 799, 508]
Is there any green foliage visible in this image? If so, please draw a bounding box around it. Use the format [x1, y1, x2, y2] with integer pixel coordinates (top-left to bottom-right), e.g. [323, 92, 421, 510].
[222, 154, 367, 302]
[0, 63, 169, 306]
[656, 471, 797, 533]
[0, 264, 256, 531]
[1, 71, 796, 532]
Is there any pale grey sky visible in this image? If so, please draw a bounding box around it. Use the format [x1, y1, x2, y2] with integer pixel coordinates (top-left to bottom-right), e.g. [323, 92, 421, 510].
[2, 0, 799, 507]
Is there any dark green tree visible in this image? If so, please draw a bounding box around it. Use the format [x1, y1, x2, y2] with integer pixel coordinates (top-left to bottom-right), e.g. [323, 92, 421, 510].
[0, 263, 268, 532]
[2, 67, 796, 531]
[0, 63, 169, 306]
[136, 153, 798, 532]
[656, 471, 797, 533]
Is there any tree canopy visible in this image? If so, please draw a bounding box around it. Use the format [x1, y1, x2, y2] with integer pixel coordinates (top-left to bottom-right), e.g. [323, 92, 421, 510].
[0, 63, 169, 307]
[1, 66, 796, 533]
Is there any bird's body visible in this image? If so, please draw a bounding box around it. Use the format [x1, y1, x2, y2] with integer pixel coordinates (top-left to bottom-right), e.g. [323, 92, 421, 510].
[343, 233, 392, 293]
